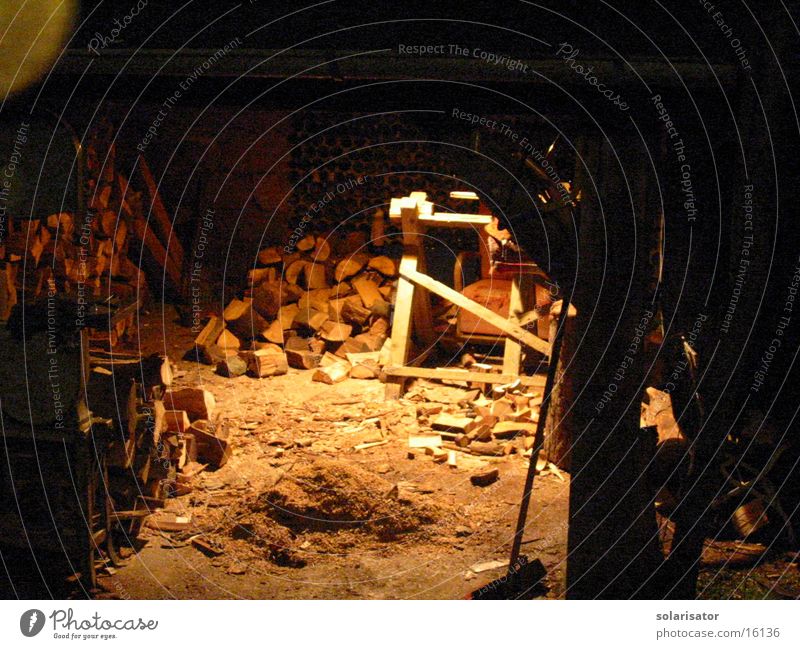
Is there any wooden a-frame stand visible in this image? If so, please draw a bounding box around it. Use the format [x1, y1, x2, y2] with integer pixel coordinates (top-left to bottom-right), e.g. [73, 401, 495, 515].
[384, 192, 551, 399]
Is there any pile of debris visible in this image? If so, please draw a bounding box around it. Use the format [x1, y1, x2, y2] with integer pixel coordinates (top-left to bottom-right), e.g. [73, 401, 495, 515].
[399, 377, 562, 481]
[183, 455, 448, 569]
[191, 234, 397, 382]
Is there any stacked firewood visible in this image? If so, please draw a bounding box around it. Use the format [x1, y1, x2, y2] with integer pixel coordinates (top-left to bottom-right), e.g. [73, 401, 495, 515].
[192, 233, 398, 381]
[0, 136, 182, 348]
[92, 352, 228, 527]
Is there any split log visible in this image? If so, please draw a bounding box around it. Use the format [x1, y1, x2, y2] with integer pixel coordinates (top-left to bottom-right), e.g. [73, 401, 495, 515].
[339, 296, 371, 326]
[335, 337, 372, 358]
[223, 298, 250, 322]
[284, 259, 308, 285]
[227, 302, 270, 341]
[351, 275, 383, 308]
[216, 329, 241, 352]
[164, 409, 191, 433]
[368, 255, 397, 276]
[216, 354, 248, 377]
[312, 362, 350, 384]
[298, 288, 331, 313]
[189, 419, 231, 468]
[330, 282, 352, 298]
[334, 255, 367, 282]
[252, 281, 289, 319]
[285, 335, 312, 351]
[257, 246, 282, 265]
[305, 263, 328, 290]
[286, 348, 322, 370]
[320, 320, 352, 343]
[247, 267, 276, 285]
[313, 236, 331, 261]
[164, 388, 216, 421]
[261, 320, 285, 345]
[247, 349, 289, 377]
[352, 331, 386, 352]
[320, 351, 343, 367]
[278, 303, 300, 330]
[308, 338, 326, 354]
[296, 233, 316, 251]
[293, 307, 327, 331]
[349, 360, 380, 379]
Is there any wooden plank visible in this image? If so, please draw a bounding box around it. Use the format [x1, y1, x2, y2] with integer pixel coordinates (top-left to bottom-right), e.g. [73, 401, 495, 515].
[400, 267, 550, 355]
[383, 365, 547, 387]
[138, 158, 184, 269]
[129, 213, 182, 288]
[389, 202, 491, 228]
[400, 202, 435, 346]
[502, 275, 525, 375]
[389, 254, 417, 367]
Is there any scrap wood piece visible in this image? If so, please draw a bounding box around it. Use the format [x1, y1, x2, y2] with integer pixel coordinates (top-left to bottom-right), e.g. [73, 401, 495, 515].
[491, 420, 538, 438]
[408, 433, 443, 449]
[353, 439, 389, 451]
[469, 558, 509, 573]
[470, 467, 499, 487]
[383, 365, 547, 388]
[432, 413, 477, 435]
[146, 512, 192, 532]
[191, 536, 225, 557]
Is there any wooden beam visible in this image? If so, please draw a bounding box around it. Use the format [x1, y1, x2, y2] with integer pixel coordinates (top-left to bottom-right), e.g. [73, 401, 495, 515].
[129, 215, 182, 289]
[400, 267, 551, 355]
[389, 254, 417, 367]
[138, 157, 184, 270]
[383, 365, 547, 387]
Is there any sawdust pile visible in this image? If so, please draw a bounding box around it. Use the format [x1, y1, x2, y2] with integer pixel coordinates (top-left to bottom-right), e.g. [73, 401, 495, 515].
[260, 456, 440, 539]
[222, 456, 445, 567]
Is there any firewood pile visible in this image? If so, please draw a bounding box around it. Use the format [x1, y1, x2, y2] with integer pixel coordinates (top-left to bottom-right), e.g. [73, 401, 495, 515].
[0, 130, 182, 347]
[191, 233, 398, 382]
[401, 377, 557, 473]
[90, 351, 229, 529]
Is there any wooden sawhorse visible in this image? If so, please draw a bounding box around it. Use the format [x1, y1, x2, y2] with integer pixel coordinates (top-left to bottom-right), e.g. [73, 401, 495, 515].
[383, 192, 552, 398]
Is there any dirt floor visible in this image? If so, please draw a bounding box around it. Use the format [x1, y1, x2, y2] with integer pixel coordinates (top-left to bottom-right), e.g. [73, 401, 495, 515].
[90, 304, 569, 600]
[4, 303, 798, 600]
